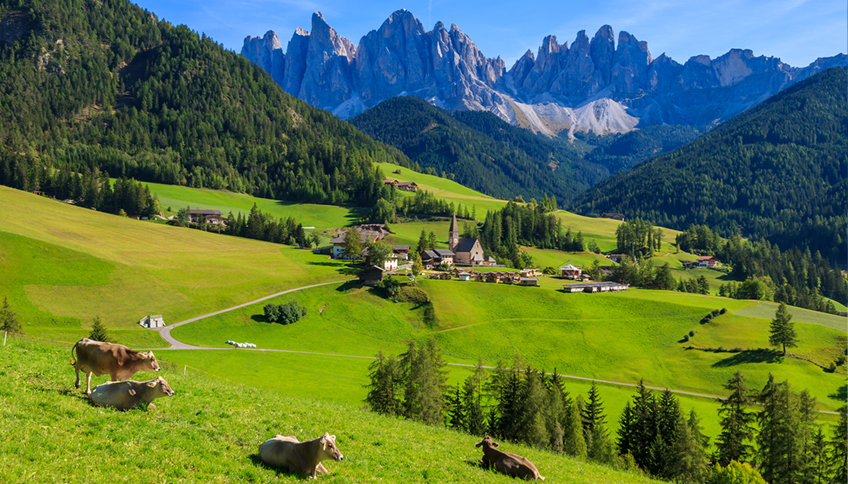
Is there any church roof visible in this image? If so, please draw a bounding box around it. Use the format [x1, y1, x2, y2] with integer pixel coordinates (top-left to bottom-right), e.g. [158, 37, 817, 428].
[453, 238, 480, 254]
[450, 212, 459, 235]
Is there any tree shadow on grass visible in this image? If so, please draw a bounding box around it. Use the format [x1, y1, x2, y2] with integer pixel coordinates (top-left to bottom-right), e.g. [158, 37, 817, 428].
[335, 281, 361, 292]
[712, 349, 782, 368]
[250, 314, 267, 323]
[829, 384, 847, 402]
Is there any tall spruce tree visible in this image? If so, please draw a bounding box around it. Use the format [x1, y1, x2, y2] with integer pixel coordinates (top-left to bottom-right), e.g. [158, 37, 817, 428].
[364, 351, 403, 416]
[715, 371, 756, 466]
[830, 406, 847, 484]
[757, 375, 801, 484]
[564, 398, 588, 459]
[769, 302, 798, 355]
[461, 359, 487, 436]
[89, 316, 109, 342]
[0, 296, 21, 333]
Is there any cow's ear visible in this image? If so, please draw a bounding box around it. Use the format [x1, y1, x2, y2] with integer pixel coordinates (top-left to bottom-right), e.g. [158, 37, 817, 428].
[493, 442, 499, 448]
[321, 435, 328, 450]
[146, 381, 156, 388]
[147, 351, 155, 358]
[329, 435, 336, 442]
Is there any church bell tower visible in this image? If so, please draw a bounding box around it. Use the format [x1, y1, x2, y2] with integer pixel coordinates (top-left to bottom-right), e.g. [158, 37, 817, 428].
[449, 212, 459, 251]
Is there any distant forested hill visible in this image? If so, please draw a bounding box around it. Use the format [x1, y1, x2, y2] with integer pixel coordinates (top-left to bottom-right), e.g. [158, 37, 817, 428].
[570, 67, 848, 265]
[349, 96, 607, 204]
[0, 0, 409, 205]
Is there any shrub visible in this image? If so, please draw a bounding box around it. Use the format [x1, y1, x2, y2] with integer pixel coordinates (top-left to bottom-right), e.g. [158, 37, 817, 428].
[683, 334, 690, 342]
[719, 308, 727, 315]
[542, 266, 557, 275]
[398, 286, 429, 304]
[827, 362, 837, 373]
[836, 355, 846, 366]
[689, 330, 695, 337]
[264, 301, 306, 325]
[379, 277, 402, 300]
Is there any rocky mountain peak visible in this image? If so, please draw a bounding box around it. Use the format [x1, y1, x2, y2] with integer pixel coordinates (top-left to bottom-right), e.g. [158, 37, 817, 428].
[242, 10, 847, 134]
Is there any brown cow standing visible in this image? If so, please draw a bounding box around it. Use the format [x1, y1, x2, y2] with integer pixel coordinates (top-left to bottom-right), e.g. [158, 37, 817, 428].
[258, 432, 344, 478]
[475, 435, 545, 481]
[89, 376, 175, 411]
[70, 338, 160, 395]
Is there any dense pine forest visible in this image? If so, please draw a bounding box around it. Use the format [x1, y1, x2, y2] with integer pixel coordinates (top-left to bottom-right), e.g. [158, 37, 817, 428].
[570, 67, 848, 266]
[0, 0, 409, 206]
[350, 96, 601, 204]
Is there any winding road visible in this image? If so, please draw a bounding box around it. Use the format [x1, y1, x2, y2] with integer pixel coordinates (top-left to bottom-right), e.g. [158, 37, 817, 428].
[149, 279, 841, 415]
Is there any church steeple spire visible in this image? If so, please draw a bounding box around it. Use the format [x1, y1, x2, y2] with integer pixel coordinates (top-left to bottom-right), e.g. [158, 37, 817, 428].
[449, 212, 459, 251]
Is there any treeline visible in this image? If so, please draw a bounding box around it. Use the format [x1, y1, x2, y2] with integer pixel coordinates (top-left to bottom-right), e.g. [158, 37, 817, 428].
[222, 204, 315, 247]
[571, 68, 848, 266]
[368, 183, 477, 224]
[678, 224, 847, 307]
[0, 157, 159, 217]
[0, 0, 407, 207]
[616, 218, 664, 255]
[366, 342, 847, 483]
[473, 201, 586, 266]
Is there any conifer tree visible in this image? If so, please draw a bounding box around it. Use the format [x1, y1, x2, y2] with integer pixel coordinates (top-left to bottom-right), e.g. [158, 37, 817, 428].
[364, 351, 403, 416]
[0, 296, 21, 333]
[830, 406, 847, 484]
[564, 398, 588, 459]
[769, 302, 798, 355]
[664, 410, 707, 483]
[757, 375, 800, 484]
[448, 383, 465, 430]
[415, 230, 428, 256]
[461, 360, 487, 436]
[427, 231, 437, 251]
[715, 371, 756, 466]
[89, 316, 109, 342]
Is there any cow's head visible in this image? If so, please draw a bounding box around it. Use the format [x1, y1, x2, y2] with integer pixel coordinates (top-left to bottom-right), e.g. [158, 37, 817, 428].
[143, 351, 161, 372]
[475, 436, 498, 449]
[148, 376, 175, 397]
[320, 432, 344, 462]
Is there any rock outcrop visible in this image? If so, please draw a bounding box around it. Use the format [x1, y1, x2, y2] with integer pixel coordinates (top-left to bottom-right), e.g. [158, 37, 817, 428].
[241, 10, 847, 135]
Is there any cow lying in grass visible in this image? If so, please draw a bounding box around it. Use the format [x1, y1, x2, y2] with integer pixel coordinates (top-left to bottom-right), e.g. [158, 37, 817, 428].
[476, 435, 545, 480]
[70, 338, 160, 395]
[89, 376, 175, 411]
[258, 432, 344, 478]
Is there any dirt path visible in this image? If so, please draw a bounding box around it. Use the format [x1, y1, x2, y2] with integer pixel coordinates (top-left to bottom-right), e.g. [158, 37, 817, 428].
[149, 279, 841, 416]
[154, 280, 352, 350]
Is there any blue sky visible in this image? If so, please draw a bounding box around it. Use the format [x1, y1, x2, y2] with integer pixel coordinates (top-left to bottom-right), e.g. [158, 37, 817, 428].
[131, 0, 845, 68]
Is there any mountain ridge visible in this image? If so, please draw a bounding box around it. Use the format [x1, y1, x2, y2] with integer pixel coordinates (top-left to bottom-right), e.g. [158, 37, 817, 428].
[242, 9, 846, 135]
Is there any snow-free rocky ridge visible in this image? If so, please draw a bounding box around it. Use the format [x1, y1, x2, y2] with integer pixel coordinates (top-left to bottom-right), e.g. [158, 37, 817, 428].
[241, 9, 846, 136]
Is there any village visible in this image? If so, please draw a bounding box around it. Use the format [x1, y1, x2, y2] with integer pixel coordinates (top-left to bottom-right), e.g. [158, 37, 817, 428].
[327, 213, 640, 294]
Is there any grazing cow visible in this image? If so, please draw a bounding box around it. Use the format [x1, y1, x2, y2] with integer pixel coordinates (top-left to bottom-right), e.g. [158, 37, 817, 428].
[475, 436, 545, 481]
[258, 432, 344, 478]
[70, 338, 160, 395]
[89, 377, 175, 411]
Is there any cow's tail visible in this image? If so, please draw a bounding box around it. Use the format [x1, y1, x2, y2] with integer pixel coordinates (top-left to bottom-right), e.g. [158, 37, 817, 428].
[69, 342, 77, 366]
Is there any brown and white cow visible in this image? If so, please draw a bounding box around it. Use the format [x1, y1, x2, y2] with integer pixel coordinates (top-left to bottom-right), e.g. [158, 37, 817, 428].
[70, 338, 160, 395]
[89, 376, 175, 411]
[258, 432, 344, 478]
[475, 435, 545, 481]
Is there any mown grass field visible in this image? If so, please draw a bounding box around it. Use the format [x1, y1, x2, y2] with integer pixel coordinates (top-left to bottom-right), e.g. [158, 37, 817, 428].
[0, 336, 663, 484]
[168, 278, 846, 415]
[0, 187, 353, 347]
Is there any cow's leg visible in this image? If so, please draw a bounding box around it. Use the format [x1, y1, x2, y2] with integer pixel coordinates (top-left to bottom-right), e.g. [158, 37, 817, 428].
[74, 366, 80, 389]
[85, 372, 93, 396]
[110, 370, 118, 382]
[316, 463, 328, 475]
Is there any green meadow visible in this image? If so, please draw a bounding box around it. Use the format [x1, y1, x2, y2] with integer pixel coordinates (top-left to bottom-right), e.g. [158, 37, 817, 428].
[1, 336, 664, 484]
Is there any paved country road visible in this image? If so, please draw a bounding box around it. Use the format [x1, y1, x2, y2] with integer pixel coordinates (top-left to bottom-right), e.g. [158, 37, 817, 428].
[148, 279, 841, 416]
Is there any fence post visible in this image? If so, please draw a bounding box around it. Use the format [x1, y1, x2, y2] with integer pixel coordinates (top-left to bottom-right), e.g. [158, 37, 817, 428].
[3, 331, 6, 346]
[184, 365, 186, 376]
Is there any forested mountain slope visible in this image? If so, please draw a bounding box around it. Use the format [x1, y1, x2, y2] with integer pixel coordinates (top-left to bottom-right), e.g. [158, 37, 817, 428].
[350, 96, 606, 203]
[570, 67, 848, 265]
[0, 0, 408, 205]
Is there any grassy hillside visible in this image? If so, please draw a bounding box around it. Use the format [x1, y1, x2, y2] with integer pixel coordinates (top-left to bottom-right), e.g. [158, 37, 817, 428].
[0, 186, 352, 346]
[0, 336, 662, 484]
[169, 279, 846, 413]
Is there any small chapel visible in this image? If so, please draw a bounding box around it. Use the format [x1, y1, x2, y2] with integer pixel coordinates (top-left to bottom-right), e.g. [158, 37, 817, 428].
[449, 213, 487, 266]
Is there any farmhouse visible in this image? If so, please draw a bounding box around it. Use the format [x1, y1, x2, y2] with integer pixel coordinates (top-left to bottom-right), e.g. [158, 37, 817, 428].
[358, 266, 385, 286]
[329, 224, 390, 259]
[187, 209, 224, 224]
[558, 264, 582, 279]
[518, 278, 539, 287]
[601, 213, 626, 222]
[421, 249, 455, 269]
[363, 250, 399, 271]
[697, 255, 719, 267]
[606, 254, 625, 263]
[139, 315, 165, 328]
[392, 245, 411, 261]
[396, 181, 418, 192]
[561, 282, 629, 293]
